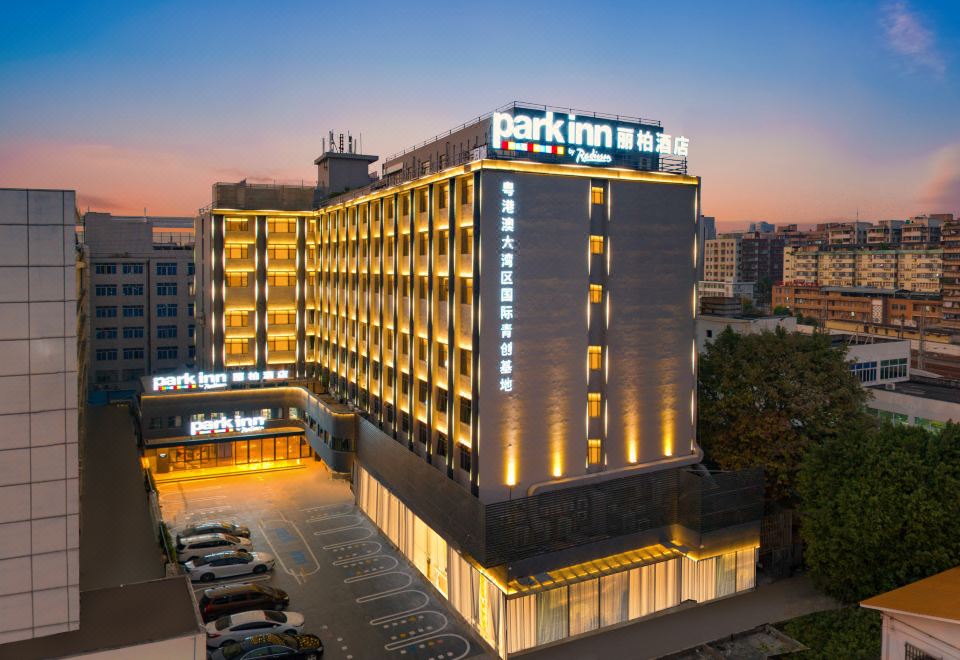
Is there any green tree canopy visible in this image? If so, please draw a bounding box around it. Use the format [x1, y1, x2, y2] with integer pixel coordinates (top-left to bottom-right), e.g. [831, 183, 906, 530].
[798, 423, 960, 603]
[698, 327, 868, 504]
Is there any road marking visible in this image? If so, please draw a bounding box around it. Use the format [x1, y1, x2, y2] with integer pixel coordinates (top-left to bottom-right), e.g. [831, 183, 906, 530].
[333, 548, 387, 565]
[321, 528, 375, 549]
[301, 502, 353, 512]
[306, 511, 361, 523]
[258, 519, 303, 585]
[354, 575, 415, 602]
[344, 565, 405, 584]
[368, 598, 433, 625]
[390, 633, 471, 659]
[383, 621, 452, 651]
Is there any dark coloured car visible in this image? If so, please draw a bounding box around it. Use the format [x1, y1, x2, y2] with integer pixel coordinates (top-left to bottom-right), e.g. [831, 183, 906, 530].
[177, 521, 251, 542]
[197, 584, 290, 623]
[210, 633, 323, 660]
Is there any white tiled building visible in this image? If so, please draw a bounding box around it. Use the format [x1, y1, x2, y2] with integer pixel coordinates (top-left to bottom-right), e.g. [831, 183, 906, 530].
[0, 189, 80, 642]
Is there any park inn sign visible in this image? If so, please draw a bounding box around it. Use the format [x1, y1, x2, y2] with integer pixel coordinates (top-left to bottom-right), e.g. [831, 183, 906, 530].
[151, 369, 290, 392]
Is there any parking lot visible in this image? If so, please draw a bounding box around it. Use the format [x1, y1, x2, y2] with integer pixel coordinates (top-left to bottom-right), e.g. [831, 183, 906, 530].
[157, 462, 490, 660]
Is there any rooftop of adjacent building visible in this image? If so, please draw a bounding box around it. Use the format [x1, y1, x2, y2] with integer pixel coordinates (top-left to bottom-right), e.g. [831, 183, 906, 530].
[861, 566, 960, 623]
[81, 212, 195, 252]
[0, 405, 203, 659]
[869, 375, 960, 404]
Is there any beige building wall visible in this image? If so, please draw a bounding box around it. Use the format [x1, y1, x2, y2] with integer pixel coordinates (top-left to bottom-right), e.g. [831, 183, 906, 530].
[703, 237, 740, 282]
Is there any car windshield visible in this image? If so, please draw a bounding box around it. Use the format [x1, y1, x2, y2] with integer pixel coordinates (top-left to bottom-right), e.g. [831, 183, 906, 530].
[191, 555, 211, 566]
[221, 534, 239, 543]
[264, 611, 286, 623]
[214, 616, 233, 631]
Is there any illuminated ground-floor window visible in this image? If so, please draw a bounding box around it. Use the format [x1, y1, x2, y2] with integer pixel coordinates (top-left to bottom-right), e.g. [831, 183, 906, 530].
[355, 465, 758, 658]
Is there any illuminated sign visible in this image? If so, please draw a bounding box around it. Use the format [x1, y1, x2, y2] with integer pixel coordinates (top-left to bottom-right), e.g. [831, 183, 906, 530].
[151, 369, 290, 392]
[189, 415, 267, 436]
[498, 180, 515, 393]
[491, 109, 689, 166]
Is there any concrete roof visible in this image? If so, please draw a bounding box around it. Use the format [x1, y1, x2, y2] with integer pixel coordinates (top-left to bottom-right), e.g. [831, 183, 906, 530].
[871, 378, 960, 404]
[861, 566, 960, 623]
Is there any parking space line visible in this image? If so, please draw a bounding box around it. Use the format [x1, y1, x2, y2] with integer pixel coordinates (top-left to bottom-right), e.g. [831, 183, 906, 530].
[344, 565, 403, 584]
[301, 502, 353, 512]
[383, 620, 451, 651]
[321, 528, 375, 549]
[354, 575, 415, 602]
[258, 519, 303, 585]
[306, 511, 361, 523]
[391, 633, 472, 659]
[312, 521, 365, 535]
[333, 549, 387, 565]
[368, 600, 434, 626]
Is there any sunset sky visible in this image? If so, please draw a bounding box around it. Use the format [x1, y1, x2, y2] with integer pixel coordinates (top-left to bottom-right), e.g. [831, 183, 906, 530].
[1, 1, 958, 232]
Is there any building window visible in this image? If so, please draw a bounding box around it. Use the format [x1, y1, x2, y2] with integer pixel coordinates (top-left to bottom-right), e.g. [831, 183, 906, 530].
[226, 218, 249, 232]
[459, 444, 471, 472]
[418, 275, 427, 300]
[189, 345, 196, 359]
[226, 273, 249, 287]
[268, 273, 295, 287]
[459, 396, 471, 425]
[591, 186, 604, 205]
[123, 327, 144, 339]
[268, 247, 295, 260]
[460, 227, 473, 254]
[268, 337, 295, 352]
[95, 327, 117, 340]
[123, 347, 144, 360]
[461, 179, 473, 206]
[401, 372, 410, 395]
[122, 283, 144, 296]
[588, 438, 602, 464]
[590, 235, 605, 254]
[122, 263, 144, 275]
[122, 305, 144, 318]
[588, 392, 602, 417]
[418, 189, 428, 213]
[418, 380, 429, 404]
[225, 312, 248, 327]
[188, 262, 195, 276]
[879, 357, 908, 380]
[417, 337, 428, 361]
[268, 311, 295, 325]
[188, 324, 195, 338]
[267, 218, 296, 234]
[226, 339, 247, 355]
[418, 424, 428, 445]
[438, 277, 450, 300]
[157, 325, 177, 339]
[94, 263, 116, 275]
[904, 642, 939, 660]
[460, 278, 473, 304]
[590, 284, 604, 304]
[438, 186, 448, 210]
[402, 235, 410, 257]
[401, 333, 410, 356]
[418, 232, 428, 256]
[459, 350, 471, 377]
[95, 349, 117, 361]
[226, 245, 250, 259]
[436, 388, 448, 412]
[157, 346, 178, 360]
[95, 306, 118, 318]
[94, 285, 117, 297]
[156, 282, 178, 296]
[156, 262, 177, 276]
[436, 433, 447, 457]
[437, 343, 448, 369]
[850, 361, 878, 383]
[589, 346, 602, 370]
[187, 303, 194, 317]
[157, 304, 178, 318]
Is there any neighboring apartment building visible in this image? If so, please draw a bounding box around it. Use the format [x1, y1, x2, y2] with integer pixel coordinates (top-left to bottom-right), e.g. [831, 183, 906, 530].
[866, 220, 905, 245]
[0, 188, 81, 642]
[702, 231, 783, 302]
[783, 247, 942, 293]
[198, 103, 762, 657]
[901, 214, 946, 245]
[940, 215, 960, 330]
[703, 235, 740, 283]
[773, 284, 941, 327]
[83, 213, 196, 395]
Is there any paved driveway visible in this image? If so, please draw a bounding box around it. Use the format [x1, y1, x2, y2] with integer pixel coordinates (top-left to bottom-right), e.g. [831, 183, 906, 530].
[157, 463, 490, 660]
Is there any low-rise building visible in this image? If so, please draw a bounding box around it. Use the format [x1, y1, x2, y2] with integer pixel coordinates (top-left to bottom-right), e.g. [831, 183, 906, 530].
[695, 315, 796, 352]
[773, 285, 941, 328]
[868, 376, 960, 430]
[861, 566, 960, 660]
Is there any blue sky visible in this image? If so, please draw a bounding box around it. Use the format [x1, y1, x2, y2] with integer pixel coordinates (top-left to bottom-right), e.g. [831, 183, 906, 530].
[1, 0, 957, 227]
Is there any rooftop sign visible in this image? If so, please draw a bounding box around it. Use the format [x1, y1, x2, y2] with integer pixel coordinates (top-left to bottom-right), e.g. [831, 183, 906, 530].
[150, 369, 290, 392]
[491, 109, 688, 166]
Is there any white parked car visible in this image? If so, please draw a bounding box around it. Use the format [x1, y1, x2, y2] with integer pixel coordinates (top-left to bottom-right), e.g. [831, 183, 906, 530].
[177, 533, 252, 562]
[185, 550, 275, 582]
[205, 610, 305, 648]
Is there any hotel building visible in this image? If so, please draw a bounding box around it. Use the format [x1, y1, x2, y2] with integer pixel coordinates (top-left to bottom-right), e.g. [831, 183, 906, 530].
[193, 103, 762, 656]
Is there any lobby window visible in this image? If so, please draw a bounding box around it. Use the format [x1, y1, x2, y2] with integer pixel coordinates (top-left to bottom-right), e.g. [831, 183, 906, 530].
[95, 263, 117, 275]
[157, 346, 178, 360]
[226, 339, 247, 355]
[123, 305, 144, 318]
[590, 284, 603, 304]
[156, 282, 177, 296]
[439, 230, 449, 256]
[459, 350, 471, 377]
[587, 438, 602, 464]
[123, 327, 144, 339]
[459, 444, 471, 472]
[157, 303, 178, 318]
[95, 327, 117, 340]
[156, 262, 177, 276]
[122, 263, 143, 275]
[588, 392, 602, 417]
[460, 227, 473, 254]
[226, 245, 250, 259]
[157, 325, 177, 339]
[96, 306, 117, 318]
[122, 283, 143, 296]
[95, 349, 117, 361]
[591, 186, 604, 205]
[226, 312, 248, 327]
[589, 345, 602, 370]
[590, 235, 605, 254]
[459, 396, 471, 425]
[95, 285, 117, 297]
[460, 278, 473, 304]
[226, 218, 250, 232]
[268, 273, 296, 287]
[123, 347, 144, 360]
[226, 273, 249, 288]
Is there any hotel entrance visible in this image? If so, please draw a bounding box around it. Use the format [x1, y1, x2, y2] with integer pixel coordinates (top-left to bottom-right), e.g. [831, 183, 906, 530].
[145, 429, 313, 481]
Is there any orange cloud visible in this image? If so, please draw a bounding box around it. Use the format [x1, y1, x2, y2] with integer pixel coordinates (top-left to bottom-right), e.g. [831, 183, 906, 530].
[920, 143, 960, 214]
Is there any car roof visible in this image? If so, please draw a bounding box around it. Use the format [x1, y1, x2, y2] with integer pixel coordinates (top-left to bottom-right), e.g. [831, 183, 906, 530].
[181, 533, 235, 544]
[203, 583, 279, 597]
[227, 610, 285, 625]
[193, 550, 250, 562]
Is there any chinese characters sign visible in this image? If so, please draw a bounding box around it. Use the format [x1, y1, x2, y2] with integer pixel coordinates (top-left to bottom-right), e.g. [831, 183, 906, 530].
[499, 180, 515, 393]
[151, 369, 290, 392]
[491, 109, 688, 167]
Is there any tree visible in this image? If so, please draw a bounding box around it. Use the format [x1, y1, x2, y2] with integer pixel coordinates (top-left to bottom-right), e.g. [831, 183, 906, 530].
[698, 327, 868, 504]
[798, 423, 960, 603]
[772, 305, 791, 316]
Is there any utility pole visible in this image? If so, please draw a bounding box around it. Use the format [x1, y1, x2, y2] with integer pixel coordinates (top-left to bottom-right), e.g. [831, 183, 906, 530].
[918, 305, 926, 371]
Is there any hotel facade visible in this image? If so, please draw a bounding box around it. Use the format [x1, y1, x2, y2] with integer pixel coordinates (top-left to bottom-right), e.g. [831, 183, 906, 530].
[191, 104, 762, 656]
